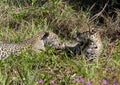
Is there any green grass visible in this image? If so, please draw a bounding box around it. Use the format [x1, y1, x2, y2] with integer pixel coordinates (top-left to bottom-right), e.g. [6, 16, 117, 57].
[0, 0, 120, 85]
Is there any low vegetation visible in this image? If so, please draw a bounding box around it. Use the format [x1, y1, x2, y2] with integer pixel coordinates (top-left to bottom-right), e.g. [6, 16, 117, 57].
[0, 0, 120, 85]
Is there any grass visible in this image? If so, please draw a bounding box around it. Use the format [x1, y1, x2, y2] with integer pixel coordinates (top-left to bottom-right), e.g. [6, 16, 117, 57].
[0, 0, 120, 85]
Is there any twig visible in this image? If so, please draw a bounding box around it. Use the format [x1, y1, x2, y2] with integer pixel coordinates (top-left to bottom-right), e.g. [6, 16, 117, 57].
[89, 0, 109, 23]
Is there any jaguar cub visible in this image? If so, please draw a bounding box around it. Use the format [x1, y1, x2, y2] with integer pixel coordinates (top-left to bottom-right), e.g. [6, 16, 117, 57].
[0, 31, 60, 60]
[76, 29, 103, 58]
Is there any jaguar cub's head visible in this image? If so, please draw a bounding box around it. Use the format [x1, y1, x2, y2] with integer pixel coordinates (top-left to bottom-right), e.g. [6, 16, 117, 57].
[88, 29, 101, 42]
[75, 28, 101, 43]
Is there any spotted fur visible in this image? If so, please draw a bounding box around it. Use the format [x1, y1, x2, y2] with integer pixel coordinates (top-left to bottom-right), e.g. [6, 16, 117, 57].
[0, 30, 103, 60]
[82, 29, 103, 59]
[0, 31, 60, 60]
[0, 43, 27, 60]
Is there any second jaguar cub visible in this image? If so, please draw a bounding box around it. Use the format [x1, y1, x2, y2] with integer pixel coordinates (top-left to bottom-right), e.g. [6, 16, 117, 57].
[73, 28, 103, 59]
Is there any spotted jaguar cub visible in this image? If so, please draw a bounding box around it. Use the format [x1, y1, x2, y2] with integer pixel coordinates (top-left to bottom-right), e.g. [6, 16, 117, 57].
[77, 29, 103, 59]
[0, 31, 60, 60]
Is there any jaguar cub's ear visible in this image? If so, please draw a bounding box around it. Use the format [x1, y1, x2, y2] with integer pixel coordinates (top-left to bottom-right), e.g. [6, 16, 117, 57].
[89, 28, 100, 35]
[41, 32, 49, 40]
